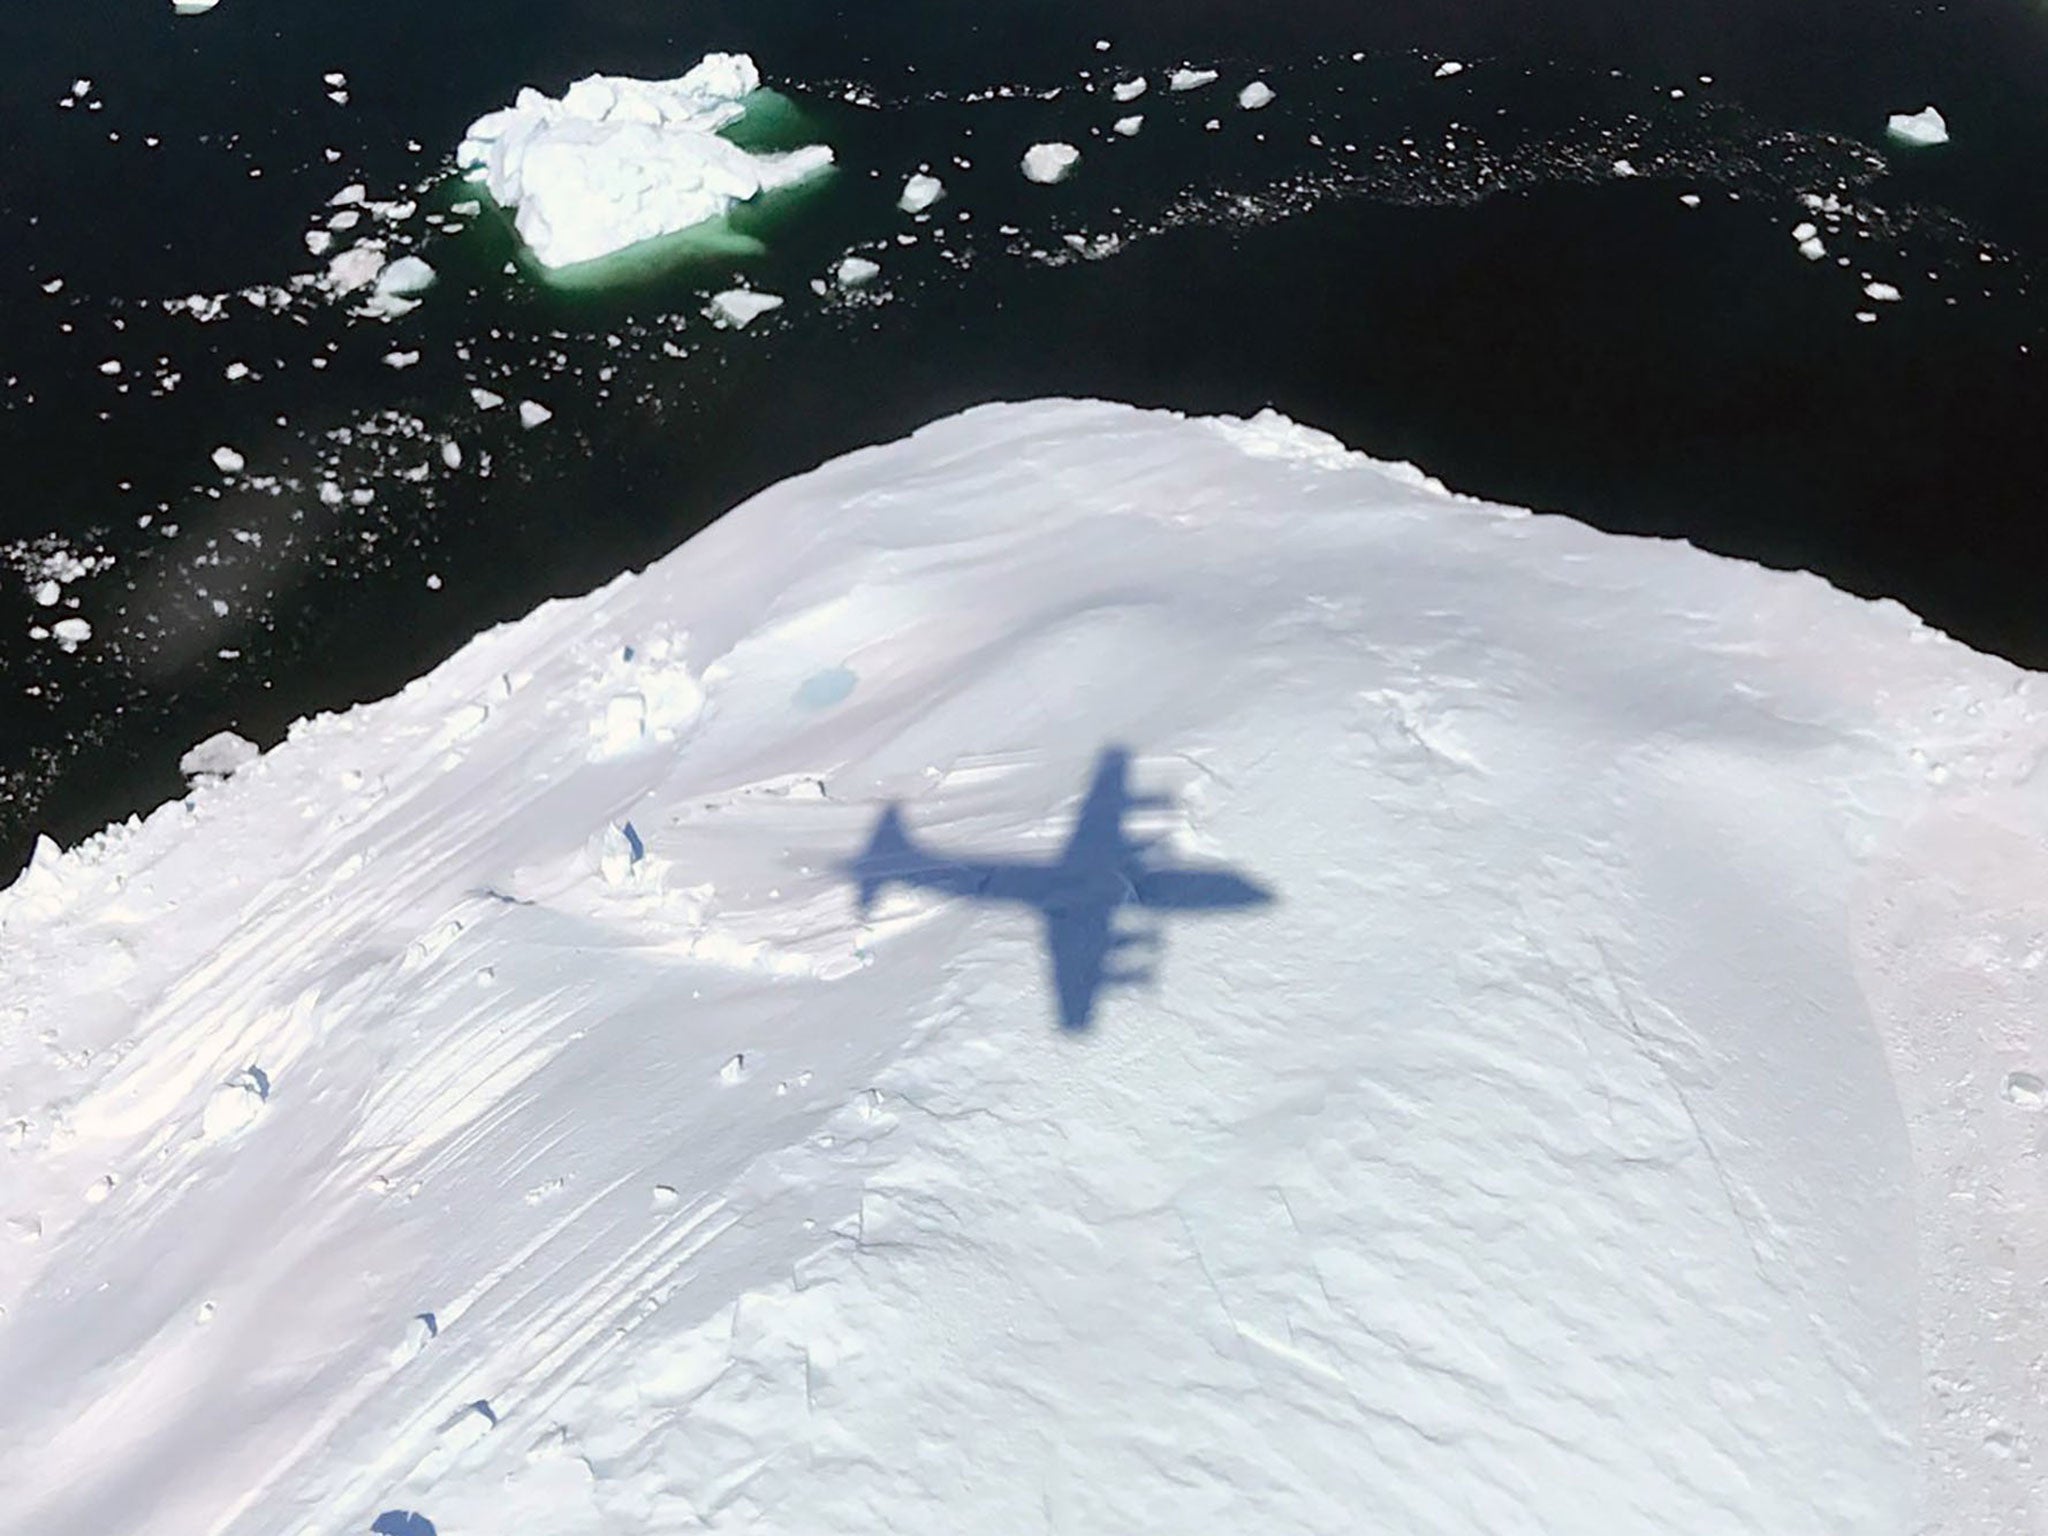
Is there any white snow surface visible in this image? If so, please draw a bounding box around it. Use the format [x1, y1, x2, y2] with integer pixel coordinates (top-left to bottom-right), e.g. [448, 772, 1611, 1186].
[3, 400, 2045, 1536]
[455, 54, 834, 270]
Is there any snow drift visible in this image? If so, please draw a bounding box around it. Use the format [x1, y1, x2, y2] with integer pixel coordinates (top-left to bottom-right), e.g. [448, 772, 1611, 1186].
[455, 54, 834, 270]
[1, 401, 2044, 1535]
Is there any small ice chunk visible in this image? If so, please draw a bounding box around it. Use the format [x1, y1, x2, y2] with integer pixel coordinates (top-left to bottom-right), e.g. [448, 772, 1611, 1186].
[382, 350, 421, 369]
[470, 386, 505, 410]
[304, 229, 334, 256]
[32, 581, 60, 607]
[1113, 78, 1147, 102]
[325, 244, 387, 295]
[518, 400, 553, 429]
[1611, 158, 1638, 177]
[440, 440, 463, 469]
[705, 289, 784, 328]
[211, 445, 246, 474]
[180, 729, 259, 779]
[50, 617, 91, 649]
[98, 359, 121, 376]
[375, 255, 437, 300]
[1113, 115, 1144, 138]
[224, 361, 250, 380]
[1798, 237, 1827, 261]
[1863, 280, 1902, 302]
[1678, 192, 1701, 207]
[1792, 221, 1818, 242]
[834, 256, 880, 288]
[1238, 81, 1275, 111]
[1169, 68, 1219, 92]
[898, 173, 945, 214]
[324, 72, 347, 88]
[173, 0, 221, 14]
[1435, 60, 1466, 78]
[1885, 106, 1949, 148]
[1022, 142, 1080, 184]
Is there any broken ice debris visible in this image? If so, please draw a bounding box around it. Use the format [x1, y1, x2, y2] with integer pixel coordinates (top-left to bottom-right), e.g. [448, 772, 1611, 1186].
[1885, 106, 1949, 148]
[706, 288, 785, 328]
[1022, 143, 1081, 184]
[898, 173, 945, 214]
[835, 256, 881, 288]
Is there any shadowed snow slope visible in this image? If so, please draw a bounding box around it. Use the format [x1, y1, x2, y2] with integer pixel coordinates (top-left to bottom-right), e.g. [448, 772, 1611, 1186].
[2, 401, 2045, 1535]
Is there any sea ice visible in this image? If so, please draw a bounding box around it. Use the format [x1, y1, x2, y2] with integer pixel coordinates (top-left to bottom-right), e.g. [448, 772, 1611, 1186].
[1238, 81, 1275, 111]
[834, 255, 881, 288]
[455, 54, 835, 269]
[705, 288, 785, 328]
[172, 0, 218, 15]
[375, 255, 436, 300]
[1886, 106, 1949, 148]
[517, 400, 553, 429]
[1113, 78, 1148, 102]
[325, 244, 387, 296]
[1864, 280, 1902, 302]
[898, 173, 945, 214]
[1113, 115, 1144, 138]
[1021, 143, 1080, 184]
[1435, 60, 1466, 78]
[211, 445, 245, 474]
[1169, 67, 1219, 91]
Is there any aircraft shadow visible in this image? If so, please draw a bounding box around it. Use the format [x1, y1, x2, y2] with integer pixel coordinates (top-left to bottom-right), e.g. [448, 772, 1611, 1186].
[842, 746, 1274, 1030]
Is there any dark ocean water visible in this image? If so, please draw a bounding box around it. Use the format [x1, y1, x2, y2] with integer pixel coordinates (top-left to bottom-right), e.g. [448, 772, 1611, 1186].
[2, 0, 2045, 876]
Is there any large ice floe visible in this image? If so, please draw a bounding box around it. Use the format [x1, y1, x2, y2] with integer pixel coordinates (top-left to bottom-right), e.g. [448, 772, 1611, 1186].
[3, 401, 2045, 1535]
[455, 53, 834, 270]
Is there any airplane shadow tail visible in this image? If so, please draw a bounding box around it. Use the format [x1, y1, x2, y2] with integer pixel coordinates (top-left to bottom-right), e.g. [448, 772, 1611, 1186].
[847, 803, 918, 919]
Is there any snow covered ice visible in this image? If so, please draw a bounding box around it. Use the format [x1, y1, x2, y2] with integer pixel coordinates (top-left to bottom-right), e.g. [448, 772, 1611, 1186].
[1887, 105, 1951, 147]
[897, 172, 945, 214]
[455, 54, 834, 270]
[1020, 142, 1080, 184]
[704, 287, 784, 328]
[2, 401, 2045, 1535]
[833, 255, 880, 288]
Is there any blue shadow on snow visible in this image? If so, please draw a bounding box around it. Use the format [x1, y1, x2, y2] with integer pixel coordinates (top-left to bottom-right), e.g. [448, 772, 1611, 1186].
[841, 746, 1273, 1030]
